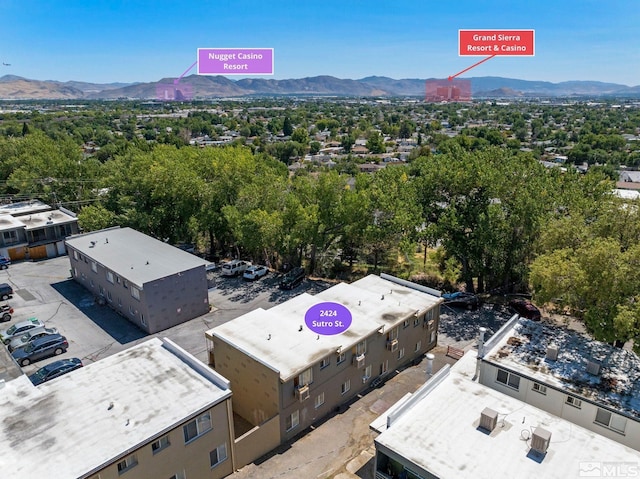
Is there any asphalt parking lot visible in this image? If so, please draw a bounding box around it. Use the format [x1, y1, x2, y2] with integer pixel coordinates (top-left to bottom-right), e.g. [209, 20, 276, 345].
[0, 256, 331, 375]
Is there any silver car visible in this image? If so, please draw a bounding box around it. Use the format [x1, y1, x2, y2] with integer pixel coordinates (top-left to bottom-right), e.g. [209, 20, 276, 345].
[0, 318, 45, 345]
[8, 327, 59, 352]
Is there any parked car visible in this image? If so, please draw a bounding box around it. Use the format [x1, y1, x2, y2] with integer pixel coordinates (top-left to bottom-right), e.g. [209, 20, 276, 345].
[8, 327, 59, 352]
[279, 267, 305, 290]
[509, 298, 541, 320]
[0, 318, 45, 345]
[28, 358, 83, 385]
[243, 265, 268, 281]
[0, 256, 10, 269]
[221, 259, 251, 277]
[442, 291, 480, 310]
[11, 334, 69, 366]
[0, 304, 13, 322]
[0, 282, 13, 301]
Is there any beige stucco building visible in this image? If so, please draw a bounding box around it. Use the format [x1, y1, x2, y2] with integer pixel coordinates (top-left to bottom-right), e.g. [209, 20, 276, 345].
[1, 338, 235, 479]
[205, 273, 443, 467]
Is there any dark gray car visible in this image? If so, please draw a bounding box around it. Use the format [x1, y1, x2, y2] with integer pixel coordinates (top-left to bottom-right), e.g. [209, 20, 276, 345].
[11, 334, 69, 366]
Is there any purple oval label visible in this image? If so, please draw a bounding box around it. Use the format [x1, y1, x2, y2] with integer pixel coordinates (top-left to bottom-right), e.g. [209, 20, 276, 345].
[305, 302, 352, 335]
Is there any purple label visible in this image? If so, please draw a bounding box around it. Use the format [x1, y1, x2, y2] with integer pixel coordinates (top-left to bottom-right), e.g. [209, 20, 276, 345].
[197, 48, 274, 75]
[156, 83, 193, 101]
[305, 302, 352, 335]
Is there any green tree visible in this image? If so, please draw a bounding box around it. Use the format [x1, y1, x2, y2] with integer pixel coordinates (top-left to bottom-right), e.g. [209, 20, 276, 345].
[366, 131, 385, 154]
[283, 117, 294, 136]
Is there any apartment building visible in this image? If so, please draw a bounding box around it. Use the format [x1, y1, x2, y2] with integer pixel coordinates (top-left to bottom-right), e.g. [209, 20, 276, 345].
[65, 227, 209, 334]
[0, 200, 79, 260]
[371, 352, 640, 479]
[206, 273, 442, 467]
[1, 338, 235, 479]
[478, 315, 640, 451]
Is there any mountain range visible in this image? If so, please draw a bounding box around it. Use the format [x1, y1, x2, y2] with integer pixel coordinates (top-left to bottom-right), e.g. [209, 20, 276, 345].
[0, 74, 638, 100]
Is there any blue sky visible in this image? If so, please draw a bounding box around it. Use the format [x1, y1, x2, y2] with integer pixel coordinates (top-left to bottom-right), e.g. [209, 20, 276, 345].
[0, 0, 638, 85]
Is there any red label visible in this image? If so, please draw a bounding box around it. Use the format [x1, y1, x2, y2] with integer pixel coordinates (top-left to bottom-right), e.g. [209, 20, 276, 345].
[459, 30, 534, 56]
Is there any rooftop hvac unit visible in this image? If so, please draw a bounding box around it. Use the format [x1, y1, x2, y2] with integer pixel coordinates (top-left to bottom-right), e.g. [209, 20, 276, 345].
[530, 427, 552, 455]
[546, 344, 559, 361]
[353, 354, 366, 368]
[387, 339, 399, 352]
[586, 360, 601, 376]
[296, 385, 310, 402]
[479, 407, 498, 432]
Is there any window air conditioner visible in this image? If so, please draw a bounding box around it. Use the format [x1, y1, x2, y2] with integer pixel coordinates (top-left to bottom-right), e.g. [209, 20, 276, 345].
[296, 385, 310, 402]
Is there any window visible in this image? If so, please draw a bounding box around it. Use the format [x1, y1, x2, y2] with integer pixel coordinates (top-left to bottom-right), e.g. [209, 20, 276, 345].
[364, 364, 372, 380]
[387, 327, 398, 341]
[107, 290, 112, 302]
[496, 369, 520, 390]
[3, 230, 18, 244]
[413, 315, 421, 327]
[296, 367, 313, 387]
[106, 271, 114, 284]
[169, 472, 186, 479]
[99, 285, 104, 295]
[72, 250, 79, 260]
[210, 443, 228, 468]
[320, 357, 330, 369]
[356, 340, 367, 356]
[118, 297, 122, 307]
[336, 352, 346, 365]
[90, 279, 94, 288]
[123, 279, 128, 289]
[131, 286, 140, 300]
[140, 314, 146, 326]
[286, 410, 299, 431]
[60, 223, 74, 237]
[91, 261, 97, 273]
[183, 411, 212, 443]
[152, 435, 170, 454]
[532, 383, 547, 395]
[403, 319, 410, 329]
[117, 455, 137, 475]
[595, 408, 627, 433]
[129, 305, 135, 316]
[315, 392, 325, 409]
[341, 379, 351, 395]
[398, 347, 405, 360]
[31, 228, 46, 242]
[430, 331, 437, 343]
[380, 360, 389, 375]
[566, 396, 582, 408]
[425, 308, 434, 321]
[415, 340, 421, 352]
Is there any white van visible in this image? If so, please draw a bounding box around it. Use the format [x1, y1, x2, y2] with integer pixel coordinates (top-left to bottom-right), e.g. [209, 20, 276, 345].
[221, 260, 251, 277]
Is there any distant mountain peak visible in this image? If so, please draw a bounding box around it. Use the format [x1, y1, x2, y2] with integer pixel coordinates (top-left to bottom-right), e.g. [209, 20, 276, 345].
[0, 74, 637, 100]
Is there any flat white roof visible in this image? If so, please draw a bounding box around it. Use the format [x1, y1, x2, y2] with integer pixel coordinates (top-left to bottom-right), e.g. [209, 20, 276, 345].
[20, 209, 77, 229]
[483, 317, 640, 420]
[208, 274, 442, 381]
[0, 214, 27, 232]
[373, 353, 640, 479]
[0, 200, 51, 216]
[65, 227, 209, 287]
[0, 338, 231, 479]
